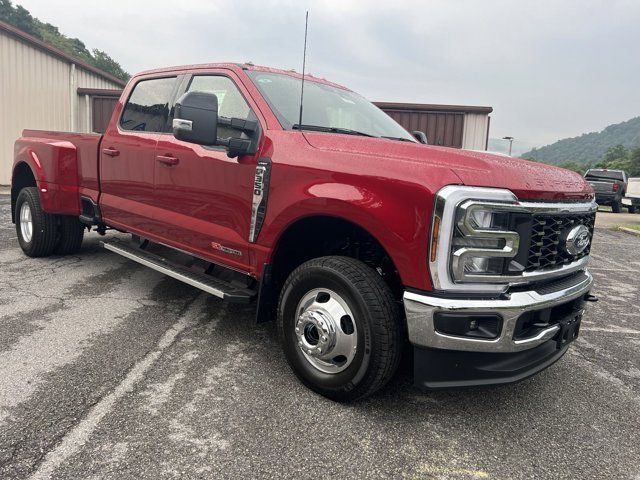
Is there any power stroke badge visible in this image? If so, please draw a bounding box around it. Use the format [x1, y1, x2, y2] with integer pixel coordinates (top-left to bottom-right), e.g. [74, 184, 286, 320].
[249, 157, 271, 243]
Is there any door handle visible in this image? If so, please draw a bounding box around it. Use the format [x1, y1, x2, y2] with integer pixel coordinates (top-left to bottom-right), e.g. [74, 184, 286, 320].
[102, 147, 120, 157]
[156, 155, 180, 166]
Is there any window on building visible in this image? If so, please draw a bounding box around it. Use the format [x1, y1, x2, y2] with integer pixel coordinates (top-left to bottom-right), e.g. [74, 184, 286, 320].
[120, 77, 177, 132]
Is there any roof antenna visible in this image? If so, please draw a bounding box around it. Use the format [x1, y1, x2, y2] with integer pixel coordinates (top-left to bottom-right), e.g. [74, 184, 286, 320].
[298, 11, 309, 128]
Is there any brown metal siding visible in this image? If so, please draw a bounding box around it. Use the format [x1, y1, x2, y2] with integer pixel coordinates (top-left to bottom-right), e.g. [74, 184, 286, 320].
[92, 97, 118, 133]
[382, 109, 464, 148]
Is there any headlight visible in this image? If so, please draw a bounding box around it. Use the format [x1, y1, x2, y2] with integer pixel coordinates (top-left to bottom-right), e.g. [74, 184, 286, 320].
[468, 209, 507, 230]
[461, 256, 505, 275]
[450, 201, 520, 282]
[429, 186, 524, 293]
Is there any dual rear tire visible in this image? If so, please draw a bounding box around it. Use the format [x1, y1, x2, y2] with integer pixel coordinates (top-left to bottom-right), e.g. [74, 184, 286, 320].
[612, 201, 622, 213]
[15, 187, 84, 257]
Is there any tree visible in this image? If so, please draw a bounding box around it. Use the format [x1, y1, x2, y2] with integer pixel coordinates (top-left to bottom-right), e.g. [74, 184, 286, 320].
[0, 0, 14, 22]
[558, 161, 585, 174]
[91, 49, 130, 82]
[597, 144, 632, 173]
[604, 144, 629, 164]
[629, 147, 640, 177]
[8, 5, 39, 38]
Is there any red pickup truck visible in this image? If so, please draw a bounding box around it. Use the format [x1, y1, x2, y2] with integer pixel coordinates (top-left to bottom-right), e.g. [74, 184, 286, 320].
[10, 63, 597, 401]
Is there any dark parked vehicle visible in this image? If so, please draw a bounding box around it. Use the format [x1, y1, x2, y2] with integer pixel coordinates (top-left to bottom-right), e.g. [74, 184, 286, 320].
[584, 169, 628, 212]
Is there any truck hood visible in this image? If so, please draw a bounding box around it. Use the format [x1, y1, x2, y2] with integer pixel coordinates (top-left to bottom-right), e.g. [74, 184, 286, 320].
[304, 133, 593, 201]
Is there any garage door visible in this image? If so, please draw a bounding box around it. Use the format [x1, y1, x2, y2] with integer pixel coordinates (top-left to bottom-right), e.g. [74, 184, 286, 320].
[92, 97, 119, 133]
[379, 109, 464, 148]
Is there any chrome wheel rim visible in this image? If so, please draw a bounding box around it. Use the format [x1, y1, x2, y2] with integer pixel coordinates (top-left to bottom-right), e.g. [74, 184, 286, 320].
[19, 202, 33, 243]
[295, 288, 358, 374]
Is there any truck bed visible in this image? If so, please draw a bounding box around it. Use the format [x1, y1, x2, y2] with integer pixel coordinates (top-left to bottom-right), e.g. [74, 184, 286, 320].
[14, 130, 103, 215]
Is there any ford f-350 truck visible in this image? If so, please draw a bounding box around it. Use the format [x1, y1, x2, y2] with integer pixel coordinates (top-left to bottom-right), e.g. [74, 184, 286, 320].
[11, 63, 597, 401]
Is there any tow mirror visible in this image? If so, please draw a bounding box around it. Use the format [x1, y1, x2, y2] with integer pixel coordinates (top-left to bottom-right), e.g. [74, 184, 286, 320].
[173, 91, 261, 158]
[412, 130, 428, 144]
[173, 91, 219, 146]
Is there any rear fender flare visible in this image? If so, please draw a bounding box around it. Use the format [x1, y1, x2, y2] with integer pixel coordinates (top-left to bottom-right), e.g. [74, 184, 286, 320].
[12, 139, 80, 216]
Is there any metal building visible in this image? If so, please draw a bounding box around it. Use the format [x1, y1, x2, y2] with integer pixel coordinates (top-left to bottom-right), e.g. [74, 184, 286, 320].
[0, 20, 126, 185]
[375, 102, 492, 150]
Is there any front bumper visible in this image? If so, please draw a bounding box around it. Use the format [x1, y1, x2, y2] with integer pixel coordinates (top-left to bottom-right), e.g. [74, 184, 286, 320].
[404, 270, 593, 388]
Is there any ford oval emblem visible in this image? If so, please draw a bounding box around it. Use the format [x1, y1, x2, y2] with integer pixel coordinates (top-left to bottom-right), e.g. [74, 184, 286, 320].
[564, 225, 591, 255]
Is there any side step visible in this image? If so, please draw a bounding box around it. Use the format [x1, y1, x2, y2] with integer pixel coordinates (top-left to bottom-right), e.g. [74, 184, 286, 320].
[101, 239, 256, 303]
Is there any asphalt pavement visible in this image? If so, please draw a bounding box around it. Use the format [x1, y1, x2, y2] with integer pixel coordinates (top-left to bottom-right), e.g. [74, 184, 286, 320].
[595, 209, 640, 229]
[0, 194, 639, 480]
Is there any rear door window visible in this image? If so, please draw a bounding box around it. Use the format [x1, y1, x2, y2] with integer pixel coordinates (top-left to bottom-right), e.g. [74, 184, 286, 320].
[120, 77, 177, 132]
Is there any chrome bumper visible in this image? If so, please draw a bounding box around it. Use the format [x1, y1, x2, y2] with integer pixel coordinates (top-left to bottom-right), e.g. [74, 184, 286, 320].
[403, 270, 593, 353]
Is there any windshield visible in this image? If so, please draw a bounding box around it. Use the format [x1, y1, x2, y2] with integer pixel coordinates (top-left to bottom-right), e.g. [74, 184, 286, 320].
[247, 71, 416, 142]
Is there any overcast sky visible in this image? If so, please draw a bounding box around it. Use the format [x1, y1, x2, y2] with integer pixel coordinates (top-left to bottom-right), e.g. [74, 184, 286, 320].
[16, 0, 640, 153]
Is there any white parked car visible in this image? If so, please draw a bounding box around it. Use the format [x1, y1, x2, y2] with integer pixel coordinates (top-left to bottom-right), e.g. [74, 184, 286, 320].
[622, 177, 640, 214]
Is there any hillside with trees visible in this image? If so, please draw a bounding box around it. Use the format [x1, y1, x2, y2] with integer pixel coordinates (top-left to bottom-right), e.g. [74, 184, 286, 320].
[527, 144, 640, 176]
[521, 116, 640, 171]
[0, 0, 129, 81]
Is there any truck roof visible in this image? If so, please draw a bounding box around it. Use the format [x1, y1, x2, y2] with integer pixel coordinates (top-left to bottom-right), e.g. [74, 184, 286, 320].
[134, 62, 351, 91]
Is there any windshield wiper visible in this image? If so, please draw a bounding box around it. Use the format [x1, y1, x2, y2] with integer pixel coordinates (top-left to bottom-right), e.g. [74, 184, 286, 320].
[292, 124, 376, 138]
[381, 136, 416, 143]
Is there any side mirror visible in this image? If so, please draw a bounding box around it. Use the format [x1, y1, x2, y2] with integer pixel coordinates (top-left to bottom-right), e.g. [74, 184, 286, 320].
[173, 91, 219, 146]
[412, 130, 428, 144]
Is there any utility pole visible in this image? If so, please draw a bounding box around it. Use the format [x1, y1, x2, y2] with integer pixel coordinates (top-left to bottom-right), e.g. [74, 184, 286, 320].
[502, 137, 513, 156]
[502, 136, 514, 156]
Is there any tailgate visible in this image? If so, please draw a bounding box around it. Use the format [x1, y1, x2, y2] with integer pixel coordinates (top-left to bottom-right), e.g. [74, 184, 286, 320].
[587, 180, 614, 193]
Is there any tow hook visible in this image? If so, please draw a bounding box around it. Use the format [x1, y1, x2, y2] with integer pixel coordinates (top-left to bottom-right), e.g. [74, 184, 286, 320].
[584, 294, 598, 302]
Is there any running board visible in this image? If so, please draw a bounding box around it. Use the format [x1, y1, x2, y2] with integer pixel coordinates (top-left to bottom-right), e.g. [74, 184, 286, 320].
[101, 239, 256, 303]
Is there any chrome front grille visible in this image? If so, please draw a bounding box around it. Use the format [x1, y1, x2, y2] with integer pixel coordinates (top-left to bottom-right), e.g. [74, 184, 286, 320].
[526, 212, 596, 271]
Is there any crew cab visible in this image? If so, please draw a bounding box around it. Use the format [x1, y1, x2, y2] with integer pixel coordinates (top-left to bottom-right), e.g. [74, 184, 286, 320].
[584, 168, 628, 212]
[10, 63, 597, 401]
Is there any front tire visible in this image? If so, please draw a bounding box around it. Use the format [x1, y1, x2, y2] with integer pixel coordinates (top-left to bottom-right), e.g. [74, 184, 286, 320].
[15, 187, 58, 257]
[277, 256, 403, 401]
[628, 205, 637, 214]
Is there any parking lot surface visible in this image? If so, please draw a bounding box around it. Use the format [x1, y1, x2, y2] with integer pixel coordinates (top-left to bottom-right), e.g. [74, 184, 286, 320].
[0, 194, 639, 480]
[595, 210, 640, 229]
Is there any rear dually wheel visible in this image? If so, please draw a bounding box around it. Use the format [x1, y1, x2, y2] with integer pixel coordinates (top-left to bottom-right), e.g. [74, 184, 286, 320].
[15, 187, 58, 257]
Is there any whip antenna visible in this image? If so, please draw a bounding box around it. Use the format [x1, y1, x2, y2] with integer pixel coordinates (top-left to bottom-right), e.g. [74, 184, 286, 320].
[298, 11, 309, 128]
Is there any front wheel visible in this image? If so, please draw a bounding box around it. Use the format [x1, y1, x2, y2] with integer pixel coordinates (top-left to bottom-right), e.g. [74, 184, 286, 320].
[277, 256, 403, 401]
[628, 205, 637, 214]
